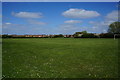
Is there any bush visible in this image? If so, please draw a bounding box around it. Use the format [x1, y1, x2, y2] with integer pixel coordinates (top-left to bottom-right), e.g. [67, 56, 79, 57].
[81, 33, 98, 38]
[53, 34, 64, 38]
[99, 33, 114, 38]
[2, 35, 12, 38]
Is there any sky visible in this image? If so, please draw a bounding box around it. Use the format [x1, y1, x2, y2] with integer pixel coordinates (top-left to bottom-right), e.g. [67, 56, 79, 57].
[2, 0, 120, 2]
[2, 2, 119, 35]
[0, 2, 1, 34]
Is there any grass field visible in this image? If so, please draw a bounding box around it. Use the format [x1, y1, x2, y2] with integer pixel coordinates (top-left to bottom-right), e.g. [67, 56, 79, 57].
[0, 38, 2, 79]
[2, 38, 118, 78]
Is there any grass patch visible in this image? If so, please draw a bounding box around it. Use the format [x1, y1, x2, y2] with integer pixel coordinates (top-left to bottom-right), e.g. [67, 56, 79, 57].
[2, 38, 118, 78]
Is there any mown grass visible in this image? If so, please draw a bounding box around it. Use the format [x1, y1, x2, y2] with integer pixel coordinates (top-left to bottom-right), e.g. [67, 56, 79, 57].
[2, 38, 118, 78]
[0, 38, 2, 79]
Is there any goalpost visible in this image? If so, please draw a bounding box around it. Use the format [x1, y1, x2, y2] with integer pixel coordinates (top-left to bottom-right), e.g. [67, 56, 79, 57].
[114, 34, 120, 40]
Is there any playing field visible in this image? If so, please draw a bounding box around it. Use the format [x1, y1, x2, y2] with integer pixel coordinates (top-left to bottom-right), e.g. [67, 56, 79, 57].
[2, 38, 118, 78]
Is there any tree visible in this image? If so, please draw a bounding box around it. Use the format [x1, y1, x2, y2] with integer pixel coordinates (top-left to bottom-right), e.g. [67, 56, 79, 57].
[108, 21, 120, 34]
[73, 32, 82, 38]
[2, 34, 12, 38]
[73, 31, 87, 38]
[53, 34, 64, 38]
[81, 33, 98, 38]
[81, 31, 87, 34]
[99, 33, 114, 38]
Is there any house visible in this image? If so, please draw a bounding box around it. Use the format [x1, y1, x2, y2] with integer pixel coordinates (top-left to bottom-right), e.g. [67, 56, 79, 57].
[63, 35, 74, 38]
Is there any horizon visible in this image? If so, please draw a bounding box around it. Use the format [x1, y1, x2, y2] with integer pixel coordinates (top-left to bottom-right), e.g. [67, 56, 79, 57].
[2, 2, 118, 35]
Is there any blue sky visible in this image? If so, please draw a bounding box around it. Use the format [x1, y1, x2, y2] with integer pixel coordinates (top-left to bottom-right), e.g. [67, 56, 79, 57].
[2, 2, 118, 35]
[0, 2, 1, 34]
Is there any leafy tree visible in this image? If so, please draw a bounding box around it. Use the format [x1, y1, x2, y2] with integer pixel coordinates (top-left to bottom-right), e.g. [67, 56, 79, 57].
[81, 33, 98, 38]
[81, 31, 87, 34]
[2, 34, 12, 38]
[73, 31, 87, 38]
[53, 34, 64, 38]
[108, 21, 120, 34]
[99, 33, 114, 38]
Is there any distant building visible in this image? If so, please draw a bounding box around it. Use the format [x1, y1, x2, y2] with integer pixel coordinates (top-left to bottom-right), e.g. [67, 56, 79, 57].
[64, 35, 73, 38]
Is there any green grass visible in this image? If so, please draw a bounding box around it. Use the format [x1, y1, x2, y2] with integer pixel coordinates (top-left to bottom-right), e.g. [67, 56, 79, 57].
[0, 38, 2, 79]
[2, 38, 118, 78]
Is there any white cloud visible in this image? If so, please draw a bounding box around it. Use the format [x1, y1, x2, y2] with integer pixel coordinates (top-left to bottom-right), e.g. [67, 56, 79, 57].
[89, 21, 109, 32]
[62, 8, 100, 19]
[88, 20, 114, 33]
[89, 21, 96, 24]
[103, 10, 119, 27]
[3, 20, 46, 30]
[57, 23, 105, 34]
[88, 10, 119, 33]
[60, 10, 118, 34]
[5, 23, 12, 25]
[2, 23, 12, 28]
[12, 12, 43, 18]
[106, 10, 118, 21]
[27, 20, 47, 25]
[58, 24, 79, 34]
[64, 20, 82, 24]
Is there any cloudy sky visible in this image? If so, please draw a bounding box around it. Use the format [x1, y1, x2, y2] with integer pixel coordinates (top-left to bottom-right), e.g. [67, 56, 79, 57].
[2, 2, 118, 35]
[0, 2, 1, 34]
